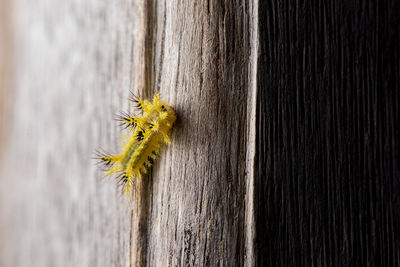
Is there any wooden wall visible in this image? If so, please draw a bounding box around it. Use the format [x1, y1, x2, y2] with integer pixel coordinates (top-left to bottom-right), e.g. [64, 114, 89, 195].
[0, 0, 398, 266]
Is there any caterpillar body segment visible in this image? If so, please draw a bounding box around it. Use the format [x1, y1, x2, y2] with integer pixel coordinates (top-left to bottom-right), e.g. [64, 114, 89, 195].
[97, 93, 176, 197]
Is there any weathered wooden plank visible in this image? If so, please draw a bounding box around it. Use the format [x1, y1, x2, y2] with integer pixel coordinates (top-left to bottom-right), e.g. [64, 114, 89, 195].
[5, 0, 398, 266]
[142, 1, 257, 266]
[0, 0, 148, 266]
[0, 0, 13, 154]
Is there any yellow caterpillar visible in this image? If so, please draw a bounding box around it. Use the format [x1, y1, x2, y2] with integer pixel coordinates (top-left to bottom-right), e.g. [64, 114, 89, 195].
[96, 93, 176, 197]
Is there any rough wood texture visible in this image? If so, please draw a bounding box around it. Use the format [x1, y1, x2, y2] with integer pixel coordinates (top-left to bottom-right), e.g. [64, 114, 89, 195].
[1, 0, 399, 266]
[0, 0, 257, 266]
[145, 1, 256, 266]
[255, 1, 400, 266]
[0, 0, 146, 266]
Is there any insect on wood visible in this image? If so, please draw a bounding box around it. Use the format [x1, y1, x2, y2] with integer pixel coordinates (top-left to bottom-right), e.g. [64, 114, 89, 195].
[96, 93, 176, 197]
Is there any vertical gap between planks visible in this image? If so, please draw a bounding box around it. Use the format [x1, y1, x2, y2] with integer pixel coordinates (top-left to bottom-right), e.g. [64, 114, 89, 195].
[129, 0, 157, 266]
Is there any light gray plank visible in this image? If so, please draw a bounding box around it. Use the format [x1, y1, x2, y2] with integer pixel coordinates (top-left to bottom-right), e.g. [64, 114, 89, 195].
[0, 0, 147, 266]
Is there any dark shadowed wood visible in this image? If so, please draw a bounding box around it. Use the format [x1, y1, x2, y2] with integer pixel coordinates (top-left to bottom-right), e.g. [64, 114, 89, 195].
[255, 1, 400, 266]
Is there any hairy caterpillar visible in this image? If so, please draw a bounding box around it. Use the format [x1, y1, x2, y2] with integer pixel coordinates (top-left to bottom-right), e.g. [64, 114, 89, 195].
[96, 93, 176, 197]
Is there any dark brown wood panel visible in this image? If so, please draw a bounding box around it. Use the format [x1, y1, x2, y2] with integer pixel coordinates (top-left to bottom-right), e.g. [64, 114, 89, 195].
[255, 1, 400, 266]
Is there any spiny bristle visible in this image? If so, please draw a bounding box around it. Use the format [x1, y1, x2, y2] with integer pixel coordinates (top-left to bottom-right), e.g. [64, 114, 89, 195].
[94, 150, 114, 168]
[119, 173, 128, 184]
[136, 130, 144, 141]
[115, 172, 133, 197]
[129, 92, 144, 111]
[129, 90, 140, 103]
[116, 172, 130, 188]
[116, 111, 136, 129]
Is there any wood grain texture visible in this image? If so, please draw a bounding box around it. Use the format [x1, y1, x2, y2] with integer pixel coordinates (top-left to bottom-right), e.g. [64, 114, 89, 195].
[255, 1, 400, 266]
[0, 0, 13, 157]
[2, 0, 399, 266]
[144, 1, 256, 266]
[0, 0, 148, 266]
[0, 0, 257, 266]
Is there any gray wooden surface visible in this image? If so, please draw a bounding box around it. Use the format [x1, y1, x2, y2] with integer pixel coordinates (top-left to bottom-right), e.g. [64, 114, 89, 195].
[0, 1, 257, 266]
[0, 0, 13, 154]
[1, 0, 145, 266]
